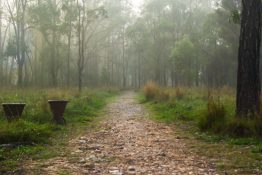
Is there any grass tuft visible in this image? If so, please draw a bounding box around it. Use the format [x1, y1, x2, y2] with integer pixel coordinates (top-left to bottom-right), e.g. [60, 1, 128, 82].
[0, 88, 118, 173]
[199, 96, 226, 133]
[0, 120, 53, 144]
[143, 81, 160, 101]
[174, 88, 185, 100]
[226, 117, 262, 137]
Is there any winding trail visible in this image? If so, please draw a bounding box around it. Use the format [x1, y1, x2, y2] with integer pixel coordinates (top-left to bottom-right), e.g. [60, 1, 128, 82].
[26, 92, 218, 175]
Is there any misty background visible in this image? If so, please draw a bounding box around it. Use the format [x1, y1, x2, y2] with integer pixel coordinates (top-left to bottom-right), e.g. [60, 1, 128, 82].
[0, 0, 240, 90]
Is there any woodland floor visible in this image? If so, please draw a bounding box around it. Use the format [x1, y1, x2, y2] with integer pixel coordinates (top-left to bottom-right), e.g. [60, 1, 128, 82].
[23, 92, 222, 175]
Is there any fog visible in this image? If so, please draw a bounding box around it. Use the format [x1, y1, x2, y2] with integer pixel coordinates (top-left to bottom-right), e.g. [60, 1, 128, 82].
[0, 0, 241, 89]
[1, 1, 262, 173]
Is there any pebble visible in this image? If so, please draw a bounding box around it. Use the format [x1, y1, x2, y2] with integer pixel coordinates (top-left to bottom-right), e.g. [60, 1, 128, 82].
[128, 166, 136, 172]
[83, 163, 95, 170]
[79, 158, 87, 163]
[78, 140, 87, 144]
[109, 167, 123, 175]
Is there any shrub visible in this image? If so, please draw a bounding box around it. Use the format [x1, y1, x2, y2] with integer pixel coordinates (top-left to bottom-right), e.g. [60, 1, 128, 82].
[175, 88, 185, 99]
[0, 88, 117, 145]
[199, 96, 226, 133]
[143, 81, 160, 101]
[252, 145, 262, 153]
[225, 112, 262, 137]
[0, 120, 53, 144]
[254, 117, 262, 136]
[156, 90, 170, 102]
[168, 88, 186, 101]
[226, 118, 257, 137]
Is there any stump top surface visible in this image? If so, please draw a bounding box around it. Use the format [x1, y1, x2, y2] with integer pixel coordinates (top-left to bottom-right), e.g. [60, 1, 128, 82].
[48, 100, 68, 102]
[2, 103, 26, 105]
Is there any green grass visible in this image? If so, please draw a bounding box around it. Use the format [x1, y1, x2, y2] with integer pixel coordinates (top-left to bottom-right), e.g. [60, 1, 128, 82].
[140, 91, 202, 123]
[139, 88, 262, 174]
[252, 145, 262, 153]
[0, 88, 118, 173]
[139, 87, 261, 137]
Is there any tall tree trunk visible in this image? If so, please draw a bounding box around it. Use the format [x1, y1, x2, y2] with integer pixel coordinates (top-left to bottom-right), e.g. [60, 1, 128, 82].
[9, 57, 15, 84]
[122, 27, 126, 88]
[138, 50, 141, 88]
[77, 0, 84, 92]
[18, 0, 26, 87]
[77, 17, 82, 92]
[18, 63, 23, 86]
[16, 22, 22, 86]
[0, 0, 2, 84]
[236, 0, 262, 118]
[51, 32, 57, 87]
[67, 26, 72, 87]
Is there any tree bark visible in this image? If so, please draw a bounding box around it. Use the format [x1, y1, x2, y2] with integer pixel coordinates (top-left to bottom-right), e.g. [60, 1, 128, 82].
[236, 0, 262, 118]
[67, 25, 72, 87]
[122, 27, 126, 88]
[51, 31, 57, 87]
[0, 0, 2, 83]
[77, 0, 85, 92]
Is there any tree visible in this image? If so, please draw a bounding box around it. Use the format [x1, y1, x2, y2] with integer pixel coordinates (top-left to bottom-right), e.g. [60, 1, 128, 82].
[0, 0, 2, 81]
[236, 0, 261, 118]
[200, 0, 240, 87]
[6, 0, 28, 86]
[76, 0, 106, 91]
[62, 0, 76, 87]
[171, 36, 196, 86]
[29, 0, 67, 87]
[5, 36, 17, 84]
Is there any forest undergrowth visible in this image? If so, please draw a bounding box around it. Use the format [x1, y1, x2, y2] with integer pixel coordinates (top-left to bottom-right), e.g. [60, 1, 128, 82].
[141, 82, 262, 172]
[0, 87, 118, 173]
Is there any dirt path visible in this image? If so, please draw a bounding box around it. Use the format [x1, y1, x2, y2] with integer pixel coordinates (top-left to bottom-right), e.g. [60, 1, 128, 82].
[26, 92, 218, 175]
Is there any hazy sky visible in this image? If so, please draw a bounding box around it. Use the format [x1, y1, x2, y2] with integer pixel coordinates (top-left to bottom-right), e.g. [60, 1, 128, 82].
[131, 0, 144, 12]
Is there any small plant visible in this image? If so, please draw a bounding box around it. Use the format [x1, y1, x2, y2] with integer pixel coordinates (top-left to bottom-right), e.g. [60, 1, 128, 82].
[225, 111, 262, 137]
[175, 87, 185, 99]
[226, 118, 257, 137]
[156, 90, 170, 102]
[199, 96, 226, 133]
[39, 95, 49, 114]
[0, 120, 52, 144]
[143, 81, 160, 101]
[254, 117, 262, 136]
[252, 145, 262, 154]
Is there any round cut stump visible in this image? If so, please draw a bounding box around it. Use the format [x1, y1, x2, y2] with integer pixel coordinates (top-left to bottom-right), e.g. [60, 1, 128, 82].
[2, 103, 26, 122]
[48, 100, 68, 124]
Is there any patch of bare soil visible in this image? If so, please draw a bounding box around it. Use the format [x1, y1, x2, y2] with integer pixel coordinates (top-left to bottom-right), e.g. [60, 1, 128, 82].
[25, 92, 218, 175]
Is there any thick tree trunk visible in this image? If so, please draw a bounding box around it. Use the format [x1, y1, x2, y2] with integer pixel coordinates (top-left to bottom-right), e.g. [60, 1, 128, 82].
[236, 0, 262, 118]
[0, 0, 2, 82]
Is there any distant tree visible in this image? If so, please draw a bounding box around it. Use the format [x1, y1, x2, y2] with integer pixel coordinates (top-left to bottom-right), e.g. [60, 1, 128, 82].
[5, 37, 17, 84]
[6, 0, 28, 86]
[61, 0, 77, 87]
[76, 0, 106, 91]
[29, 0, 62, 87]
[236, 0, 261, 118]
[171, 36, 196, 86]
